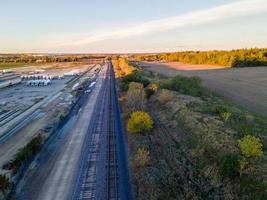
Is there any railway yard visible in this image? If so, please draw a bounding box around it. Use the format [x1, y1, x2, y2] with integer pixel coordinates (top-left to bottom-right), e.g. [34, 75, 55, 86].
[1, 58, 266, 200]
[0, 61, 132, 200]
[0, 63, 95, 191]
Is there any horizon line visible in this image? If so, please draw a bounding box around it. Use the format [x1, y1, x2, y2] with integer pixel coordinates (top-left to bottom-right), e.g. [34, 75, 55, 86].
[1, 47, 267, 55]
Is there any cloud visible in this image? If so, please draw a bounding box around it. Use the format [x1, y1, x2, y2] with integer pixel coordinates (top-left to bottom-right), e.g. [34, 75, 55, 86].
[55, 0, 267, 47]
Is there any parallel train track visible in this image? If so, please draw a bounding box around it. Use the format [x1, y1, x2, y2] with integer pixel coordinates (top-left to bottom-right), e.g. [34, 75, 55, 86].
[73, 62, 130, 200]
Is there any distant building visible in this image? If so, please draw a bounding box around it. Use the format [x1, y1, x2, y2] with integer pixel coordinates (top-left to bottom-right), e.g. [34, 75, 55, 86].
[26, 79, 51, 86]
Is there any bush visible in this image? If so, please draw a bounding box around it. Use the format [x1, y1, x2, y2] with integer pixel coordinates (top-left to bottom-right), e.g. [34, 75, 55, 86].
[121, 70, 150, 91]
[213, 105, 232, 121]
[148, 83, 159, 91]
[144, 83, 159, 99]
[162, 75, 210, 97]
[0, 174, 10, 195]
[239, 177, 267, 200]
[127, 111, 153, 134]
[214, 105, 228, 114]
[220, 112, 232, 122]
[125, 82, 146, 111]
[145, 88, 154, 99]
[218, 152, 240, 178]
[132, 147, 150, 168]
[238, 135, 263, 158]
[158, 89, 172, 104]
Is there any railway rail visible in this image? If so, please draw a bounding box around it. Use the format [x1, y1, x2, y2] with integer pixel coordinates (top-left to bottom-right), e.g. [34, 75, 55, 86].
[72, 62, 132, 200]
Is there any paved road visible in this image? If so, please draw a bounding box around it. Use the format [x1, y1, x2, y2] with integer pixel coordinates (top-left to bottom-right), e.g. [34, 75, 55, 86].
[141, 62, 267, 116]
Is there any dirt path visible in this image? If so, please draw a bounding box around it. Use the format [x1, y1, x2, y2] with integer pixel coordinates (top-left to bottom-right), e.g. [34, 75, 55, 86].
[140, 62, 267, 116]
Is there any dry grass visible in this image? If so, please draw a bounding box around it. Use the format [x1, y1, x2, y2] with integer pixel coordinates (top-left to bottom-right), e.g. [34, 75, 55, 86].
[157, 89, 173, 105]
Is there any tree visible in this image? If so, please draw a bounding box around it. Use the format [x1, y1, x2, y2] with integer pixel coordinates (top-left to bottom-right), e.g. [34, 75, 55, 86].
[127, 111, 153, 134]
[134, 48, 267, 68]
[238, 135, 263, 158]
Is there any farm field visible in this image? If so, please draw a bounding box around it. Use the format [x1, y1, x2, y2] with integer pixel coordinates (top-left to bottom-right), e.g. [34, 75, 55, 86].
[140, 61, 267, 116]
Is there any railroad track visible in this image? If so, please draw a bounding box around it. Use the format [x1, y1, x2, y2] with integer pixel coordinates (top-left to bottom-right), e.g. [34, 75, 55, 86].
[105, 64, 118, 200]
[0, 109, 42, 144]
[72, 62, 132, 200]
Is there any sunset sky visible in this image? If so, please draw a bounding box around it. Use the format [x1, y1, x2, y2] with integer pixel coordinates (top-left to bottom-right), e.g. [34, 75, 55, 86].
[1, 0, 267, 53]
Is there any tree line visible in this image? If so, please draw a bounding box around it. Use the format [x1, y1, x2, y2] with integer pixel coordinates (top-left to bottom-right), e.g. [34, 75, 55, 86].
[0, 54, 106, 64]
[134, 48, 267, 67]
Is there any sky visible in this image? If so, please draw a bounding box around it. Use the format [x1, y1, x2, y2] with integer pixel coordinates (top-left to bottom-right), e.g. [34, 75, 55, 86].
[1, 0, 267, 53]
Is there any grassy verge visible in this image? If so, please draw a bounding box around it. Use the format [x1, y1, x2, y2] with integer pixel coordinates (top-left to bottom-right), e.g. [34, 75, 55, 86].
[117, 60, 267, 199]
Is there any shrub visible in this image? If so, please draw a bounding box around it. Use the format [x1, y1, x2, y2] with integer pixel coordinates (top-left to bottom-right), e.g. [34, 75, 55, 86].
[213, 105, 232, 121]
[220, 112, 232, 122]
[162, 75, 210, 97]
[0, 174, 10, 195]
[148, 83, 159, 91]
[127, 111, 153, 134]
[239, 157, 248, 172]
[158, 89, 172, 104]
[214, 105, 229, 114]
[125, 82, 146, 111]
[239, 176, 267, 200]
[132, 147, 150, 168]
[218, 152, 240, 178]
[144, 83, 159, 99]
[4, 134, 43, 173]
[238, 135, 263, 158]
[121, 70, 150, 91]
[145, 88, 154, 99]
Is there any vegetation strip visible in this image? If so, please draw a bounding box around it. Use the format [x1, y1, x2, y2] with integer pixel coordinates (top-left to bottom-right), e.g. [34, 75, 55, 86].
[135, 48, 267, 67]
[113, 56, 267, 199]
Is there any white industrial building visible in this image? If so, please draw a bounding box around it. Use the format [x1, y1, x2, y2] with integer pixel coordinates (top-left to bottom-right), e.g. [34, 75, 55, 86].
[21, 74, 63, 81]
[26, 79, 51, 86]
[21, 75, 53, 80]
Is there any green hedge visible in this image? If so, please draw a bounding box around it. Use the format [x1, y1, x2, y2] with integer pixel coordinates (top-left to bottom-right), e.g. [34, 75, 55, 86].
[162, 75, 210, 97]
[120, 70, 150, 91]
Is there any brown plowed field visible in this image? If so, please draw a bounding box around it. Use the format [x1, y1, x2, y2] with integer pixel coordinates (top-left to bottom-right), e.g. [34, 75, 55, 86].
[140, 62, 267, 116]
